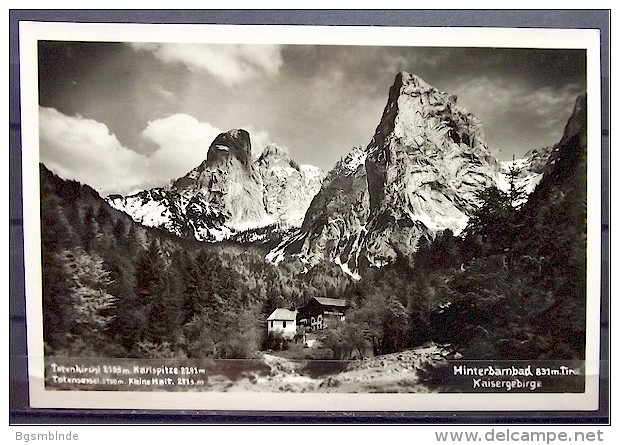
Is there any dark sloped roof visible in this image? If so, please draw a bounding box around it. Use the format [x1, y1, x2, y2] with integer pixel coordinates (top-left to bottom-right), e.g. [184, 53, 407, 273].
[313, 297, 348, 307]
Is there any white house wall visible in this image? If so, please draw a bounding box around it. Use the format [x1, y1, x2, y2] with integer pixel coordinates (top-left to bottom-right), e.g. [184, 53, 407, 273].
[267, 319, 296, 339]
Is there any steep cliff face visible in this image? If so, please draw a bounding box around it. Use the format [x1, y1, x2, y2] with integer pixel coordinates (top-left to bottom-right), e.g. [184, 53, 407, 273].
[528, 94, 587, 207]
[267, 147, 373, 275]
[268, 72, 499, 277]
[257, 144, 323, 228]
[108, 130, 323, 241]
[543, 94, 587, 179]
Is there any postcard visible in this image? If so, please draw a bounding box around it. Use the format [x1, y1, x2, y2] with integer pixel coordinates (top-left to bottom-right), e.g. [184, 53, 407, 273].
[18, 21, 602, 411]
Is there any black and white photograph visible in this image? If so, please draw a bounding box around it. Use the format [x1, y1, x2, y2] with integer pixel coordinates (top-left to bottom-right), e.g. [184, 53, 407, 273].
[18, 22, 602, 411]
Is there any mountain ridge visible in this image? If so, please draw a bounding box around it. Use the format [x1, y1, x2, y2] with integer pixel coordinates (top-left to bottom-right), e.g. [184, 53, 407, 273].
[107, 131, 324, 241]
[105, 71, 580, 281]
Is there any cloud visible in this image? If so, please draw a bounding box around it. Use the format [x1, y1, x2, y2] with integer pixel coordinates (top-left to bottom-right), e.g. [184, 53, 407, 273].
[141, 113, 221, 179]
[39, 107, 146, 196]
[455, 76, 580, 120]
[246, 127, 273, 158]
[153, 84, 175, 101]
[130, 43, 283, 86]
[449, 77, 582, 158]
[39, 107, 277, 196]
[143, 115, 276, 166]
[40, 108, 221, 196]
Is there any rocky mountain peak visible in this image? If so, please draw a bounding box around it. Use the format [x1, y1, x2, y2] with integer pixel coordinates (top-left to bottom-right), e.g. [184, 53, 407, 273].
[394, 71, 437, 94]
[269, 71, 499, 277]
[320, 147, 367, 186]
[108, 129, 323, 242]
[369, 72, 461, 152]
[256, 143, 299, 170]
[206, 128, 252, 170]
[559, 94, 586, 144]
[545, 94, 586, 177]
[258, 143, 288, 160]
[366, 70, 497, 223]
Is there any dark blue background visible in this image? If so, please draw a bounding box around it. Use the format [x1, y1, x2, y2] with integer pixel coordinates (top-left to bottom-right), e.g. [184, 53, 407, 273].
[8, 9, 610, 425]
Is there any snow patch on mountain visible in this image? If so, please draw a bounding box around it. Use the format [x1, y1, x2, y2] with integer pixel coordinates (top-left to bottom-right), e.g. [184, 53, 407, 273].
[334, 256, 361, 281]
[497, 146, 554, 206]
[300, 164, 324, 185]
[337, 147, 367, 177]
[108, 192, 174, 228]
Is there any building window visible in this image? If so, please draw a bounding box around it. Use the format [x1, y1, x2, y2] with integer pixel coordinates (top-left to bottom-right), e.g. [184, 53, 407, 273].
[270, 321, 273, 328]
[283, 321, 287, 328]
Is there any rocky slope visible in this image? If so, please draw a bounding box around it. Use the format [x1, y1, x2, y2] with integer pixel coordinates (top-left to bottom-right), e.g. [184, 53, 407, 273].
[107, 130, 323, 241]
[268, 72, 499, 277]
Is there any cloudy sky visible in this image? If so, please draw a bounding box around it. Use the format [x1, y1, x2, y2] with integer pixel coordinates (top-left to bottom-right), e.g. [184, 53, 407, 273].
[38, 41, 586, 196]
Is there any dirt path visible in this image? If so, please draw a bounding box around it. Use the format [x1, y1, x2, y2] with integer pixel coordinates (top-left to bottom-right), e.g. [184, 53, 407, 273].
[319, 345, 443, 393]
[208, 344, 444, 393]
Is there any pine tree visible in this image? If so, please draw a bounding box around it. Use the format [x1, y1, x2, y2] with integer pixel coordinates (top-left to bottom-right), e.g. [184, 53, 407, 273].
[80, 205, 97, 251]
[40, 190, 76, 350]
[112, 218, 127, 242]
[178, 251, 203, 324]
[106, 250, 144, 355]
[463, 186, 511, 256]
[506, 155, 529, 210]
[134, 240, 167, 344]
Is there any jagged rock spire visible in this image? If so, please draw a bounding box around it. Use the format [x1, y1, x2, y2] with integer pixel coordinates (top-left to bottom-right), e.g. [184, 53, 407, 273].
[269, 71, 499, 277]
[206, 129, 253, 170]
